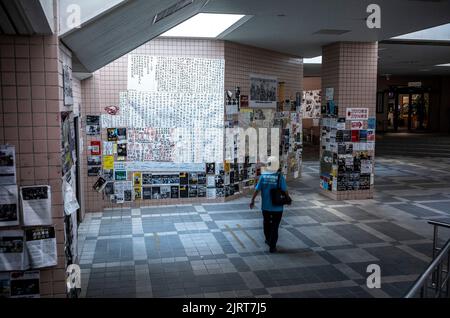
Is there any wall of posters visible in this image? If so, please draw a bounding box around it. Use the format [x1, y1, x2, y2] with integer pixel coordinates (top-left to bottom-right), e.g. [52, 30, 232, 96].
[249, 74, 278, 108]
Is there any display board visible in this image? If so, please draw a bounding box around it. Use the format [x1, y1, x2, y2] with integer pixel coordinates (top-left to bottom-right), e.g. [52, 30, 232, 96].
[92, 56, 227, 204]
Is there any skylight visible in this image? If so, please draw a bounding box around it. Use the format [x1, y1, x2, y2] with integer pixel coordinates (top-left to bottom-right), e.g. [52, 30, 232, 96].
[303, 56, 322, 64]
[160, 13, 246, 38]
[392, 23, 450, 41]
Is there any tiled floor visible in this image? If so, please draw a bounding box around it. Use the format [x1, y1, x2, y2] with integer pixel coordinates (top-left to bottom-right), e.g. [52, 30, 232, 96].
[78, 155, 450, 298]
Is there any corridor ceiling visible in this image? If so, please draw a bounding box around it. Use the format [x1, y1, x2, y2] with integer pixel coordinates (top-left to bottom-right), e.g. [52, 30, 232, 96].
[59, 0, 450, 74]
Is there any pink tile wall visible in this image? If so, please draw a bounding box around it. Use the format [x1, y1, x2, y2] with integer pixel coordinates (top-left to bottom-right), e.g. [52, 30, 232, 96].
[225, 41, 303, 101]
[0, 34, 67, 298]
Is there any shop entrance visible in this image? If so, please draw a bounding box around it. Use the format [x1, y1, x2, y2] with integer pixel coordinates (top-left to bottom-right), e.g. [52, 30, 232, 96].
[387, 87, 430, 132]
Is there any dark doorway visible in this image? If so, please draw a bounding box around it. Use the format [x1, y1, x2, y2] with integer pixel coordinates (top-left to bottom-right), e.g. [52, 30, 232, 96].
[386, 87, 431, 132]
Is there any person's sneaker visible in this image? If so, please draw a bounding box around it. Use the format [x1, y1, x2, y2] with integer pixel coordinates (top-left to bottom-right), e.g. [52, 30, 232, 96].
[269, 246, 277, 253]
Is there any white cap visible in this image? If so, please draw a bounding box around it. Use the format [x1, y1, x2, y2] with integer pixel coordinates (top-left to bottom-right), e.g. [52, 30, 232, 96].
[262, 156, 280, 173]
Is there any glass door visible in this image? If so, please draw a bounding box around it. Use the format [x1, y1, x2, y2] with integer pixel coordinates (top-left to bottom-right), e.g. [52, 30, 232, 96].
[395, 94, 410, 131]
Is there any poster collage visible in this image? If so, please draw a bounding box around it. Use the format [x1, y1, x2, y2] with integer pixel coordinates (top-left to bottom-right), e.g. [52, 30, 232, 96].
[319, 88, 375, 192]
[87, 55, 254, 204]
[87, 56, 304, 205]
[1, 146, 58, 298]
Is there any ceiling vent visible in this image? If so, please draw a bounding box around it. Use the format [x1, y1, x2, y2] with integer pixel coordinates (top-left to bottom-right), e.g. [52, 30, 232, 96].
[153, 0, 193, 24]
[313, 29, 350, 35]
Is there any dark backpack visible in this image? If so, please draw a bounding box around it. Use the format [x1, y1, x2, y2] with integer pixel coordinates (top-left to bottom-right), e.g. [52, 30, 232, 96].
[270, 173, 292, 206]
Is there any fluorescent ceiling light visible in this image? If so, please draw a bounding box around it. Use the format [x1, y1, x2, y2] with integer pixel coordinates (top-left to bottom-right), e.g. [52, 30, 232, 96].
[303, 56, 322, 64]
[435, 63, 450, 67]
[160, 13, 245, 38]
[392, 23, 450, 41]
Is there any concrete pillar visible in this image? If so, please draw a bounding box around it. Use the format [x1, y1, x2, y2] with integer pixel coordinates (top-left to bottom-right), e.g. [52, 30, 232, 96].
[319, 42, 378, 200]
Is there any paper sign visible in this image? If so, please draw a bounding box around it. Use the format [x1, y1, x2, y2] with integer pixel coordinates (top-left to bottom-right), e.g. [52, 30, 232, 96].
[25, 227, 57, 269]
[90, 141, 101, 155]
[20, 186, 52, 226]
[351, 121, 364, 130]
[103, 155, 114, 170]
[346, 108, 369, 120]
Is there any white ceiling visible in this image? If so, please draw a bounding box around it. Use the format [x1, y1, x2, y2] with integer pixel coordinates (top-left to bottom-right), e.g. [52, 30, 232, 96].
[60, 0, 450, 74]
[206, 0, 450, 58]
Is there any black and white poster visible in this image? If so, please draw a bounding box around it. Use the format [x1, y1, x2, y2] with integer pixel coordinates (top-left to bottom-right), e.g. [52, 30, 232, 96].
[86, 116, 100, 136]
[20, 186, 51, 226]
[10, 271, 40, 298]
[0, 185, 19, 227]
[142, 187, 152, 200]
[0, 230, 28, 271]
[25, 227, 57, 269]
[0, 145, 16, 185]
[249, 74, 277, 108]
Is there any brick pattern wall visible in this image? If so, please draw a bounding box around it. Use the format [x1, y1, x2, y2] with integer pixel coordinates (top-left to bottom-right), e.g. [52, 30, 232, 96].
[321, 42, 378, 200]
[0, 34, 69, 297]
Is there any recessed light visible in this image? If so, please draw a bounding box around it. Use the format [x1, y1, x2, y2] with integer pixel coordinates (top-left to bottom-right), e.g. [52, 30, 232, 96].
[160, 13, 246, 38]
[435, 63, 450, 67]
[303, 56, 322, 64]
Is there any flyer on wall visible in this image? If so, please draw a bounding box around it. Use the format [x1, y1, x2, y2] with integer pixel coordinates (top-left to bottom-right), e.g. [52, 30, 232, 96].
[249, 74, 278, 108]
[0, 185, 19, 227]
[0, 230, 29, 271]
[0, 145, 16, 185]
[25, 227, 57, 269]
[20, 185, 52, 226]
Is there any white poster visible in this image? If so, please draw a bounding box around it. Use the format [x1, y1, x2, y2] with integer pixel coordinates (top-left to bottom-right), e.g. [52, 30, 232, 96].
[249, 74, 277, 108]
[0, 145, 16, 185]
[0, 185, 19, 227]
[63, 179, 80, 216]
[127, 55, 158, 92]
[0, 230, 29, 271]
[25, 227, 57, 269]
[10, 271, 40, 298]
[346, 108, 369, 120]
[21, 186, 52, 226]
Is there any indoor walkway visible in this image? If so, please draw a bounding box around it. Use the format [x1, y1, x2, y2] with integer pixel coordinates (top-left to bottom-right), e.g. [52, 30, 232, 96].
[77, 156, 450, 298]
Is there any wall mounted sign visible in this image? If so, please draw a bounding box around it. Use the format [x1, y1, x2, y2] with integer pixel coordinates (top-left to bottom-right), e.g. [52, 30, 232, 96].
[346, 108, 369, 121]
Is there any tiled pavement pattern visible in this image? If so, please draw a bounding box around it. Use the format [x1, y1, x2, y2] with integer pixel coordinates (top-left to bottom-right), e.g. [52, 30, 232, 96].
[78, 156, 450, 298]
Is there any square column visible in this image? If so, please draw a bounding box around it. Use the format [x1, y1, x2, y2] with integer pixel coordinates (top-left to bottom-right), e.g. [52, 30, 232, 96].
[319, 42, 378, 200]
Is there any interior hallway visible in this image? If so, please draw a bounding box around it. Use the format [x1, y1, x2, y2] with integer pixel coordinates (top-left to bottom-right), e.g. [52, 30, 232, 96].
[76, 154, 450, 298]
